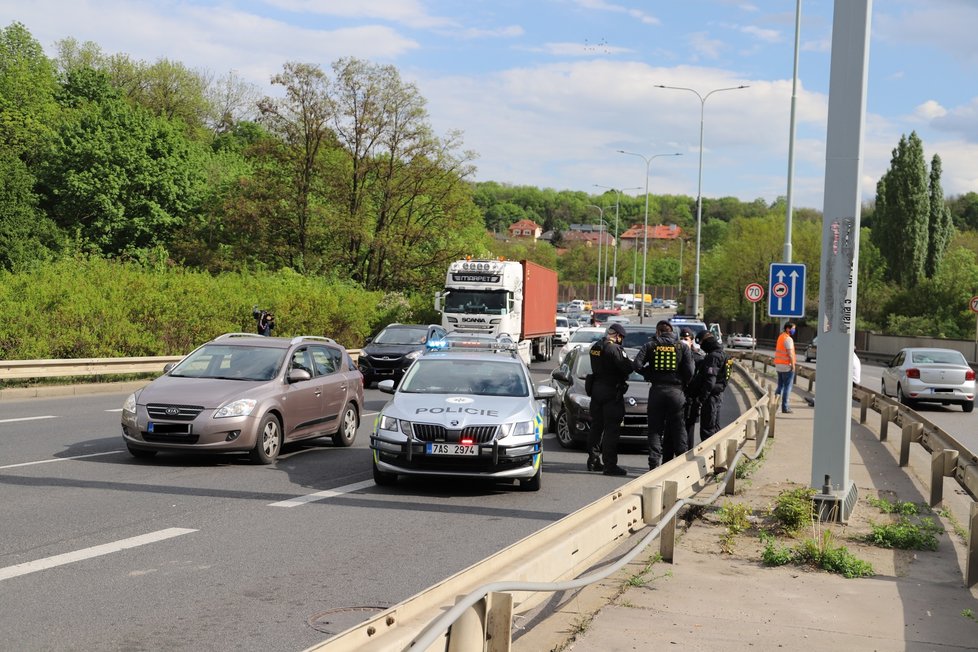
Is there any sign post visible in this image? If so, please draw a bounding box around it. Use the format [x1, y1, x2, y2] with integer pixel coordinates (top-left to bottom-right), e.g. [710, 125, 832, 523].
[745, 283, 764, 353]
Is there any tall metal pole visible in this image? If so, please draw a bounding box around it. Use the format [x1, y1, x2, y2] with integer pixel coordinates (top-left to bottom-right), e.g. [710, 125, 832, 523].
[594, 184, 642, 304]
[617, 151, 681, 323]
[655, 84, 749, 318]
[587, 205, 604, 305]
[784, 0, 802, 266]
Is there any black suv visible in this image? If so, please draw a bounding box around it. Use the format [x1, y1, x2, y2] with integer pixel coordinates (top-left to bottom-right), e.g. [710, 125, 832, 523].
[358, 323, 447, 387]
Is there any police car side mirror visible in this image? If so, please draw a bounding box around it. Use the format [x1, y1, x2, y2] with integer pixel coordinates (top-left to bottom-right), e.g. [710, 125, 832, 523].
[163, 363, 176, 374]
[377, 380, 396, 394]
[534, 385, 557, 400]
[551, 368, 570, 384]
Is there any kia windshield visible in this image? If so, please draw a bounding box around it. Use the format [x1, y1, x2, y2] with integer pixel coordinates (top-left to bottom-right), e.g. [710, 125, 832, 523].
[169, 345, 285, 381]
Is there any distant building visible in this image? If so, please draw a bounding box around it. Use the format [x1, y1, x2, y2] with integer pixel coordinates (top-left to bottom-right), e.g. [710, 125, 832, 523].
[620, 224, 683, 251]
[508, 219, 543, 240]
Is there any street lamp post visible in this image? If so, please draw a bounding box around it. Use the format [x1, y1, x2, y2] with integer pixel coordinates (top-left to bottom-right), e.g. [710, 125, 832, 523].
[586, 205, 606, 305]
[594, 184, 642, 306]
[678, 237, 686, 294]
[655, 84, 749, 318]
[617, 151, 681, 323]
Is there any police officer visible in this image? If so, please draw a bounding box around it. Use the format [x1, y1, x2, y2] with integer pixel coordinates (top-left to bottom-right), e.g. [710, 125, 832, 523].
[634, 320, 694, 469]
[679, 328, 705, 451]
[587, 322, 632, 476]
[694, 331, 730, 440]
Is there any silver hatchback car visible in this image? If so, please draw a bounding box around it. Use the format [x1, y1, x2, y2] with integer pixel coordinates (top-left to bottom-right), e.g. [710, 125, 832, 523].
[121, 333, 364, 463]
[881, 347, 975, 412]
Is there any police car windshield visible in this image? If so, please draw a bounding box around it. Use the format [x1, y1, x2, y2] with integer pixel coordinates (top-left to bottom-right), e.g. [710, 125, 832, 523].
[399, 359, 528, 397]
[572, 350, 646, 383]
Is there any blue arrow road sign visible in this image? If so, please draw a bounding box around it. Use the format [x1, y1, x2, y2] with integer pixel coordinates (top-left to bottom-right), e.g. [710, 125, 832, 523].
[768, 263, 806, 318]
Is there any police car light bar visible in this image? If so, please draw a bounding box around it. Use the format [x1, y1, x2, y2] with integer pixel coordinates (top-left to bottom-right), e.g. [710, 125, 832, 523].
[425, 337, 518, 354]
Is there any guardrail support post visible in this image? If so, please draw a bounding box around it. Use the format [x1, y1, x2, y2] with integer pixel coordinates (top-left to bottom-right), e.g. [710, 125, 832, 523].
[642, 485, 663, 525]
[858, 391, 869, 423]
[806, 373, 814, 393]
[713, 443, 725, 472]
[768, 396, 778, 439]
[968, 503, 978, 588]
[660, 481, 679, 563]
[724, 439, 739, 496]
[745, 418, 756, 442]
[879, 405, 896, 442]
[446, 596, 487, 652]
[899, 422, 923, 467]
[929, 450, 959, 508]
[485, 592, 513, 652]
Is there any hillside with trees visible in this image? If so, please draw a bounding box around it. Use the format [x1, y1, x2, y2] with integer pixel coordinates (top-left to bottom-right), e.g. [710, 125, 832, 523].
[2, 21, 977, 360]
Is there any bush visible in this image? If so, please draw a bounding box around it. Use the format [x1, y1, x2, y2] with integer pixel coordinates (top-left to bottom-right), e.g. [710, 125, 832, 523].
[770, 487, 816, 534]
[0, 257, 433, 359]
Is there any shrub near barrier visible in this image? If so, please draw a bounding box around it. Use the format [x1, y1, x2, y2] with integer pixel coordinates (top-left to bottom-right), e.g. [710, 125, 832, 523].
[0, 258, 426, 360]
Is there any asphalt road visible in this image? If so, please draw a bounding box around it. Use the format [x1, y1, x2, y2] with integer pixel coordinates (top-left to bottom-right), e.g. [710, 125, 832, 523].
[0, 356, 734, 652]
[3, 353, 971, 651]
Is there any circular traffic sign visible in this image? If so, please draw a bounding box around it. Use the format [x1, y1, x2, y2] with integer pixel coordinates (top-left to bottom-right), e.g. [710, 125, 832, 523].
[772, 282, 789, 299]
[970, 295, 978, 314]
[745, 283, 764, 303]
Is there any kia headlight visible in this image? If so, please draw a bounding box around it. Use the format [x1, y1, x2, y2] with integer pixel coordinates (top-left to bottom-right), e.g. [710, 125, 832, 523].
[499, 420, 535, 438]
[214, 398, 258, 418]
[122, 391, 139, 416]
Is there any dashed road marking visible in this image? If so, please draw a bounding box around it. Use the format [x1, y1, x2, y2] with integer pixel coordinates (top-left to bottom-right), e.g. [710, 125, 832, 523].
[0, 451, 122, 470]
[0, 415, 58, 424]
[268, 479, 375, 508]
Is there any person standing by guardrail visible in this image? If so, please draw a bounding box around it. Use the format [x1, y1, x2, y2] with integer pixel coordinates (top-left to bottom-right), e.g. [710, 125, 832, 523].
[634, 320, 694, 469]
[774, 321, 797, 413]
[586, 322, 633, 476]
[679, 327, 704, 450]
[695, 331, 730, 439]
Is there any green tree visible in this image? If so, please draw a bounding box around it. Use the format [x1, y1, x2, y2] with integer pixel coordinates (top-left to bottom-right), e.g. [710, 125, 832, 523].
[871, 132, 929, 286]
[38, 67, 206, 258]
[926, 154, 954, 277]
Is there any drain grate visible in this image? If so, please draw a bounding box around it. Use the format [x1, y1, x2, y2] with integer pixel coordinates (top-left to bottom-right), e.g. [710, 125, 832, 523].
[307, 606, 390, 635]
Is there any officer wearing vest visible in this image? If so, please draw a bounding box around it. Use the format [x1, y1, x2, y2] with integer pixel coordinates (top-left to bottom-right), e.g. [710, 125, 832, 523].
[587, 322, 633, 476]
[694, 331, 730, 440]
[633, 320, 694, 469]
[679, 328, 705, 451]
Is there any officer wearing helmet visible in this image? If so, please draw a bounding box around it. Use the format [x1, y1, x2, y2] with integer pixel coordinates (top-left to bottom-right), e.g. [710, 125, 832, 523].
[586, 322, 632, 476]
[633, 320, 695, 468]
[679, 327, 705, 450]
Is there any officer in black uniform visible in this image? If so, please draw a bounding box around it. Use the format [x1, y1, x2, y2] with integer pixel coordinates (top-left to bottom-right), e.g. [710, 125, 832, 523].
[679, 328, 705, 451]
[587, 322, 632, 476]
[633, 320, 694, 469]
[695, 332, 730, 440]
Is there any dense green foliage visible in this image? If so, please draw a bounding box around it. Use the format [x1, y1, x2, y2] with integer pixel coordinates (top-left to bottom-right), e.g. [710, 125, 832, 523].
[0, 258, 429, 359]
[2, 21, 977, 358]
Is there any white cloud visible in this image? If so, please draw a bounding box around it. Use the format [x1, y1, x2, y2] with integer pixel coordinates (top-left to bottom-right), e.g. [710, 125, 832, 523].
[262, 0, 454, 29]
[571, 0, 660, 25]
[741, 25, 781, 43]
[688, 32, 725, 60]
[914, 100, 947, 121]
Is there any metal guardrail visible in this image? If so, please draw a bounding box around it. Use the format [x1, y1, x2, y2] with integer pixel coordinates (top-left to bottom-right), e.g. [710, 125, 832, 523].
[0, 351, 364, 382]
[306, 361, 777, 652]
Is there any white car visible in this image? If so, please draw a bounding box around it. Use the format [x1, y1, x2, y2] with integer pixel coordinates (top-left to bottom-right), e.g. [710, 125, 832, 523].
[556, 326, 606, 365]
[725, 333, 756, 349]
[554, 316, 571, 345]
[881, 347, 975, 412]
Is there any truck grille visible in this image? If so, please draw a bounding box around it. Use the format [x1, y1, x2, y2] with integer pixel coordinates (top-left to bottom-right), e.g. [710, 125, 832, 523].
[411, 423, 499, 443]
[147, 404, 204, 421]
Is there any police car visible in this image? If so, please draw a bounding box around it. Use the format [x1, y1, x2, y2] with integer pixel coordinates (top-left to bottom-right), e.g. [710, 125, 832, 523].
[369, 338, 556, 491]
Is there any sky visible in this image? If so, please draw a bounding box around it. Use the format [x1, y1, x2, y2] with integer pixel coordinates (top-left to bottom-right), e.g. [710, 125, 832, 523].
[4, 0, 978, 212]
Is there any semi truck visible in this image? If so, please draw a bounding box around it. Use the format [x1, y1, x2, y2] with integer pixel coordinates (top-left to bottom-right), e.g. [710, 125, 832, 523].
[435, 258, 558, 364]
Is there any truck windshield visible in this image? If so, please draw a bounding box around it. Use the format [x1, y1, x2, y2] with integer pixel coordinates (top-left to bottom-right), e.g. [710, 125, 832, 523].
[444, 290, 508, 315]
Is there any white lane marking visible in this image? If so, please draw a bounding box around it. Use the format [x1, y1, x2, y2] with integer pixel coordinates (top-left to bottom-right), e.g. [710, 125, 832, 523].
[361, 411, 378, 417]
[0, 528, 197, 582]
[0, 451, 122, 470]
[268, 479, 375, 508]
[105, 408, 123, 413]
[0, 416, 58, 424]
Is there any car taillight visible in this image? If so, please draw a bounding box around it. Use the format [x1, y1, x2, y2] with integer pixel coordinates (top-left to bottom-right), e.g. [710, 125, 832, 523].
[906, 368, 920, 379]
[967, 370, 976, 381]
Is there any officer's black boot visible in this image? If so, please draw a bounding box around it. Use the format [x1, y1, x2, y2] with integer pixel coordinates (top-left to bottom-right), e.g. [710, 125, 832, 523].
[586, 449, 604, 472]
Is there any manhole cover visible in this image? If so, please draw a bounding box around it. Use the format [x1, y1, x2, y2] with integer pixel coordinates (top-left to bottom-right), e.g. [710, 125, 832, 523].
[307, 606, 389, 635]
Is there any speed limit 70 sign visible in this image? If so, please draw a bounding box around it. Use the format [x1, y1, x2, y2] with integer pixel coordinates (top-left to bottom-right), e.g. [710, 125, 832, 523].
[970, 296, 978, 314]
[745, 283, 764, 303]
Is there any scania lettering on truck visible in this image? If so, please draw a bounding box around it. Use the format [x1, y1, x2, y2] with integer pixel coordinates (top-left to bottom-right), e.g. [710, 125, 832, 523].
[435, 259, 558, 364]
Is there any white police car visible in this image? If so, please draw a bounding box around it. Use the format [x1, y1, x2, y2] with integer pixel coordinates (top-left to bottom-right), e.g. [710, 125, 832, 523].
[369, 338, 556, 491]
